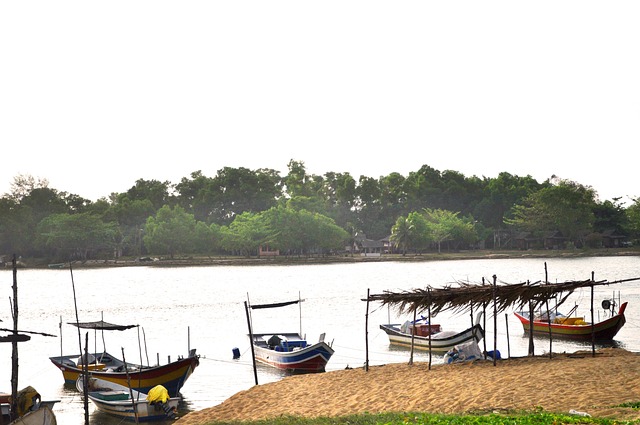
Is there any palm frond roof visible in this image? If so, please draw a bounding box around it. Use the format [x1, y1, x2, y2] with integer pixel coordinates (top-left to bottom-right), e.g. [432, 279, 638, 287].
[366, 276, 640, 316]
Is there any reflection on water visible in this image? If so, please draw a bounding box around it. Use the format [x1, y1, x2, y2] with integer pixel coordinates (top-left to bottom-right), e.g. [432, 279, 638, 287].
[1, 256, 639, 424]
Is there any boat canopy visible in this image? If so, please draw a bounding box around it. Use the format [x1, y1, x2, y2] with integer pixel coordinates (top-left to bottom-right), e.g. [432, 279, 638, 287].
[250, 299, 300, 310]
[67, 320, 138, 331]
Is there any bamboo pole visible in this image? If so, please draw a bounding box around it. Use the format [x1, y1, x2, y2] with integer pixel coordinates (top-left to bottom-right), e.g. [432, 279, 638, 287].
[409, 308, 416, 365]
[122, 348, 139, 424]
[591, 271, 596, 357]
[544, 262, 552, 359]
[365, 289, 370, 372]
[10, 255, 19, 422]
[427, 288, 432, 370]
[505, 313, 510, 359]
[492, 275, 497, 366]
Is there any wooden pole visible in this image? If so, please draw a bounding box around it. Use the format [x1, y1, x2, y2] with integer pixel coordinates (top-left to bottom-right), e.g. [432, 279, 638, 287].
[591, 271, 596, 357]
[409, 308, 416, 365]
[122, 348, 139, 424]
[365, 288, 370, 372]
[544, 262, 552, 359]
[481, 277, 487, 356]
[505, 313, 510, 358]
[10, 255, 19, 422]
[82, 333, 90, 425]
[244, 301, 258, 385]
[492, 275, 497, 366]
[428, 288, 432, 370]
[527, 280, 534, 356]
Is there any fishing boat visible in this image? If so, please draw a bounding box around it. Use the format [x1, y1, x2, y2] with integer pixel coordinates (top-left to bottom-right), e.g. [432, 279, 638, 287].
[4, 405, 57, 425]
[76, 375, 179, 422]
[379, 312, 485, 353]
[514, 300, 628, 341]
[245, 294, 335, 373]
[49, 319, 199, 397]
[1, 390, 59, 423]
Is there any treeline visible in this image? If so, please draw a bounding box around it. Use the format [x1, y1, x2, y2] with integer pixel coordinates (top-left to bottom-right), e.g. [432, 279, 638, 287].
[1, 160, 639, 263]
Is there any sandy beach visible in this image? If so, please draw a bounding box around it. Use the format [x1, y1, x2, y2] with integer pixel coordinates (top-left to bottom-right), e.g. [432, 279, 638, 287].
[175, 348, 640, 424]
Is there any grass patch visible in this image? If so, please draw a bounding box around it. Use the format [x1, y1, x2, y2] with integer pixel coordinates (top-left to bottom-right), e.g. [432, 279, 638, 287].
[614, 402, 640, 409]
[198, 410, 636, 425]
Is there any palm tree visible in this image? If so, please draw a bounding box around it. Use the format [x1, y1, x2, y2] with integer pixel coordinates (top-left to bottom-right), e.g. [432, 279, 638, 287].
[390, 216, 414, 256]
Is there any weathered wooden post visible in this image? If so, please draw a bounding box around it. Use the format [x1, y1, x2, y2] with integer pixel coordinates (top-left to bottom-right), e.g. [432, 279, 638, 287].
[365, 288, 370, 372]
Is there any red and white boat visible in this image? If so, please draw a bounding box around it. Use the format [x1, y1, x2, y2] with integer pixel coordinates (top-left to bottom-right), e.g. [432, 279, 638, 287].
[514, 301, 628, 341]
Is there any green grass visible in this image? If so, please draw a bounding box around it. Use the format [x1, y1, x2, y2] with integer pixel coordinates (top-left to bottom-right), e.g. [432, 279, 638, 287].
[196, 410, 637, 425]
[615, 402, 640, 409]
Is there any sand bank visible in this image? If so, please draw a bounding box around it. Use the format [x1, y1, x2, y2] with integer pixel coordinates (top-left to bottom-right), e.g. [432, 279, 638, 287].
[176, 348, 640, 424]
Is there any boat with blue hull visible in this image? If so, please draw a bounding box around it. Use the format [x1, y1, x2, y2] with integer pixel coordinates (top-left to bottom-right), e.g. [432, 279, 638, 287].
[246, 294, 334, 373]
[250, 332, 334, 373]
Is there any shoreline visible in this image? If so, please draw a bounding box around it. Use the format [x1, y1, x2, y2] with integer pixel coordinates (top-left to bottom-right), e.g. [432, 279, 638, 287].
[16, 248, 640, 269]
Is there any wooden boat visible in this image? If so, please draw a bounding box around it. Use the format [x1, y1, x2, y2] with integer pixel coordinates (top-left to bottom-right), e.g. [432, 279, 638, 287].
[5, 405, 57, 425]
[50, 350, 199, 397]
[250, 332, 335, 373]
[514, 301, 628, 341]
[379, 312, 485, 353]
[49, 320, 199, 397]
[246, 295, 334, 373]
[76, 375, 179, 422]
[1, 392, 59, 420]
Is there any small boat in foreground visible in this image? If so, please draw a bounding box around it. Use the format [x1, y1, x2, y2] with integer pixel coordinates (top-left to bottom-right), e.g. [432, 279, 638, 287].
[1, 389, 59, 424]
[50, 349, 199, 397]
[379, 312, 485, 353]
[5, 405, 57, 425]
[246, 294, 335, 373]
[76, 376, 179, 422]
[49, 319, 199, 397]
[514, 301, 628, 341]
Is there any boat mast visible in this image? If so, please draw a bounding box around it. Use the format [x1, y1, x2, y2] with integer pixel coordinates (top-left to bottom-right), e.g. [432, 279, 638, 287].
[299, 291, 302, 337]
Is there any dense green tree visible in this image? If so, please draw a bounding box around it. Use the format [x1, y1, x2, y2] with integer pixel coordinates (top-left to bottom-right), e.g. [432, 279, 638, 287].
[102, 198, 156, 256]
[403, 165, 444, 211]
[318, 172, 357, 228]
[625, 197, 640, 243]
[219, 211, 268, 257]
[473, 172, 546, 232]
[144, 205, 203, 258]
[36, 212, 116, 261]
[282, 159, 313, 198]
[422, 209, 457, 253]
[123, 178, 174, 211]
[506, 179, 597, 246]
[174, 170, 217, 221]
[175, 168, 282, 225]
[259, 205, 348, 255]
[592, 199, 629, 234]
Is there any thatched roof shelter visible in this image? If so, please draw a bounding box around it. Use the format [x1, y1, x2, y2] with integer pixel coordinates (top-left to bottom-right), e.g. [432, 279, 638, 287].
[365, 275, 640, 317]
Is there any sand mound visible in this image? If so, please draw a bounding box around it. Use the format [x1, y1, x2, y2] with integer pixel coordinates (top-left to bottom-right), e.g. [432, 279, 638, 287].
[176, 348, 640, 424]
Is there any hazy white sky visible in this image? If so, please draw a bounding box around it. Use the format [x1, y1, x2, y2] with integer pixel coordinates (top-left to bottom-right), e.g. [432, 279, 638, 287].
[1, 1, 638, 204]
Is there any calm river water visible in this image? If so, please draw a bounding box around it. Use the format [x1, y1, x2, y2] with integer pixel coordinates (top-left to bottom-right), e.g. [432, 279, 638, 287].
[2, 256, 640, 424]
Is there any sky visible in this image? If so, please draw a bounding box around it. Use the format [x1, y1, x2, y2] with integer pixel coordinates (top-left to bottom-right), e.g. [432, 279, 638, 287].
[1, 1, 639, 205]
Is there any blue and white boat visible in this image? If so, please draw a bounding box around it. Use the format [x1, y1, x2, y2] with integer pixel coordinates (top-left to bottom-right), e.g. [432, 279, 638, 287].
[246, 295, 334, 373]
